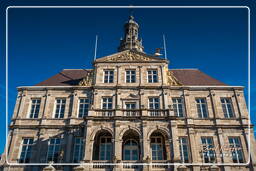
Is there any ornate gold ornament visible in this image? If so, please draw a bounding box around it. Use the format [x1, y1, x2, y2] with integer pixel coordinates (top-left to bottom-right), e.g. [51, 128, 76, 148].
[167, 70, 182, 86]
[79, 71, 94, 86]
[103, 51, 156, 62]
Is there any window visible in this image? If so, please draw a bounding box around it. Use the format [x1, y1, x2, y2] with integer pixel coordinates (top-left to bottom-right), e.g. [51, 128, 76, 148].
[47, 138, 61, 162]
[147, 70, 158, 83]
[102, 97, 113, 109]
[102, 97, 113, 116]
[99, 137, 112, 160]
[172, 98, 185, 117]
[125, 102, 136, 109]
[125, 102, 137, 116]
[149, 97, 160, 116]
[73, 137, 84, 163]
[29, 99, 41, 118]
[54, 99, 66, 118]
[126, 70, 136, 83]
[196, 98, 208, 118]
[229, 137, 244, 163]
[221, 98, 234, 118]
[19, 138, 33, 163]
[123, 140, 139, 160]
[78, 98, 90, 118]
[201, 137, 216, 163]
[104, 70, 114, 83]
[179, 137, 189, 163]
[151, 137, 163, 160]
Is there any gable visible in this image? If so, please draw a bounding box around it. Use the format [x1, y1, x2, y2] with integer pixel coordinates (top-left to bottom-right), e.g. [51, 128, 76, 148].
[95, 50, 167, 63]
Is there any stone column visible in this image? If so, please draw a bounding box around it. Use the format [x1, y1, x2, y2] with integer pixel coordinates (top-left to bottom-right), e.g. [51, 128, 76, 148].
[65, 132, 73, 162]
[12, 90, 23, 119]
[70, 90, 79, 118]
[84, 122, 93, 161]
[188, 128, 200, 162]
[142, 121, 149, 160]
[42, 91, 52, 119]
[114, 121, 122, 161]
[170, 121, 180, 162]
[16, 90, 27, 119]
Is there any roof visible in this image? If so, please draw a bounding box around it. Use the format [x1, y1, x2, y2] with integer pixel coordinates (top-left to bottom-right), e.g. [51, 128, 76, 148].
[35, 69, 226, 86]
[170, 69, 226, 86]
[35, 69, 93, 86]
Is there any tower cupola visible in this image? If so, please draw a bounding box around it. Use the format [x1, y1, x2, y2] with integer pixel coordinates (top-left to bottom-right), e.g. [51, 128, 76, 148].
[118, 15, 144, 52]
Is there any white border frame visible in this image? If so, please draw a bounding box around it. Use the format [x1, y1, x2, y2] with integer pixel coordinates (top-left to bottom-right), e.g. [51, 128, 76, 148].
[5, 5, 251, 167]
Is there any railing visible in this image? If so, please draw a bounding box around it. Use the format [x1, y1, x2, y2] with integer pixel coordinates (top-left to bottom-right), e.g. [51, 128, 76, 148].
[123, 110, 141, 117]
[122, 161, 140, 169]
[92, 160, 112, 169]
[151, 160, 169, 169]
[94, 109, 169, 117]
[95, 110, 115, 117]
[148, 110, 169, 117]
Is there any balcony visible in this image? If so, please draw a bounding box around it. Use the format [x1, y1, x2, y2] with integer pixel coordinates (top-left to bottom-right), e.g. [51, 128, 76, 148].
[123, 110, 141, 117]
[147, 109, 169, 117]
[95, 110, 115, 117]
[92, 109, 169, 117]
[92, 160, 112, 170]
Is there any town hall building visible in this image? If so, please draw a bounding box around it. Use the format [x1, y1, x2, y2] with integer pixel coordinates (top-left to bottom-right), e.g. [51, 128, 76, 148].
[1, 15, 256, 171]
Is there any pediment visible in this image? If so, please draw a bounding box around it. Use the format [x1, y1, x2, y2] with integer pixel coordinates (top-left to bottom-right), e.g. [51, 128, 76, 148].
[95, 50, 166, 63]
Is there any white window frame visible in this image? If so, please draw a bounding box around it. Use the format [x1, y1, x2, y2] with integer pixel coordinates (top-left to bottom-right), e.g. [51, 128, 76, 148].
[172, 98, 185, 117]
[73, 137, 84, 163]
[28, 98, 41, 119]
[221, 98, 235, 118]
[148, 97, 160, 110]
[150, 136, 164, 160]
[228, 137, 244, 163]
[103, 70, 114, 83]
[126, 70, 136, 83]
[196, 98, 208, 118]
[148, 97, 160, 116]
[147, 69, 158, 83]
[179, 137, 189, 163]
[19, 138, 33, 163]
[47, 138, 61, 162]
[201, 137, 216, 163]
[101, 97, 113, 110]
[77, 98, 90, 118]
[123, 139, 139, 161]
[53, 98, 66, 119]
[99, 136, 112, 160]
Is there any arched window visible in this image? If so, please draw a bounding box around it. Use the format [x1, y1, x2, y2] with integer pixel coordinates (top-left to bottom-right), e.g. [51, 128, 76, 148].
[93, 130, 113, 160]
[123, 139, 139, 160]
[99, 136, 112, 160]
[150, 132, 167, 160]
[122, 129, 141, 161]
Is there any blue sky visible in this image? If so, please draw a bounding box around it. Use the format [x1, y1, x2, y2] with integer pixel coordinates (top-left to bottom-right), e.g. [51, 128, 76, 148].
[0, 0, 255, 154]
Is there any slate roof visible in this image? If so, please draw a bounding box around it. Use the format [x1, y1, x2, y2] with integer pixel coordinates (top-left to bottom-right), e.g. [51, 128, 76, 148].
[35, 69, 226, 86]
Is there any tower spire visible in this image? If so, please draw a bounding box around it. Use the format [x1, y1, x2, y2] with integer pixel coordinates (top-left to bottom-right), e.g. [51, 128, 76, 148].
[118, 15, 144, 52]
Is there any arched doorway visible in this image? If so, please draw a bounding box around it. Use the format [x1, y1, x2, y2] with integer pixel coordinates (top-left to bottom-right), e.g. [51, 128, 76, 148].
[92, 129, 113, 160]
[150, 131, 168, 160]
[122, 129, 141, 161]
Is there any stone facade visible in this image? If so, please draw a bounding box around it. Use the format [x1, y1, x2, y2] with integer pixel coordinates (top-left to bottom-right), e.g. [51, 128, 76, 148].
[1, 15, 256, 171]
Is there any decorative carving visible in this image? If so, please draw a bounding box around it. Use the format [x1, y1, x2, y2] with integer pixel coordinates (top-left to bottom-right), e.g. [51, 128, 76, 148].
[79, 71, 93, 86]
[96, 50, 163, 62]
[107, 51, 152, 61]
[167, 70, 182, 86]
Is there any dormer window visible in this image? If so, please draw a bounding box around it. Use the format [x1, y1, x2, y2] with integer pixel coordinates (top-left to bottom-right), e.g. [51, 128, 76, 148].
[104, 70, 114, 83]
